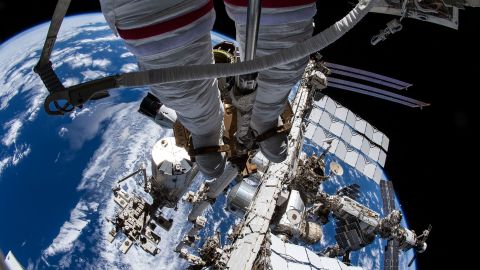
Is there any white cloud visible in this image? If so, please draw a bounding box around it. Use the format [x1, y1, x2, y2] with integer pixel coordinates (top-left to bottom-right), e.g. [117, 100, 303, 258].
[358, 251, 374, 270]
[58, 127, 69, 137]
[63, 77, 80, 88]
[2, 119, 22, 146]
[11, 144, 31, 165]
[120, 63, 138, 73]
[62, 102, 125, 150]
[120, 52, 134, 58]
[92, 58, 112, 70]
[51, 46, 82, 61]
[68, 107, 91, 121]
[0, 51, 41, 111]
[0, 89, 18, 111]
[0, 157, 11, 177]
[43, 200, 97, 258]
[80, 25, 111, 32]
[64, 53, 93, 69]
[75, 36, 118, 45]
[0, 144, 31, 178]
[76, 102, 164, 191]
[81, 69, 107, 80]
[25, 86, 47, 122]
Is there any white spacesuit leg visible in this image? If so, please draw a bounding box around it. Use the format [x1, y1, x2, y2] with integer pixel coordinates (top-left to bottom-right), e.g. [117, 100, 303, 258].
[100, 0, 225, 177]
[225, 0, 316, 162]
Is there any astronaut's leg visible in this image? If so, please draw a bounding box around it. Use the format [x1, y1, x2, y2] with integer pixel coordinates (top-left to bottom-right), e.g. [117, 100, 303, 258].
[225, 0, 316, 162]
[100, 0, 225, 178]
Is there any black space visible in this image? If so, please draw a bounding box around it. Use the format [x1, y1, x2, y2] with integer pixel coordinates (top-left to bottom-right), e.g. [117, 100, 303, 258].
[1, 0, 478, 269]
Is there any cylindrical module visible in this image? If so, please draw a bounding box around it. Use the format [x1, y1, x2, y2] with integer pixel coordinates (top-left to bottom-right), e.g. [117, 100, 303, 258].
[300, 221, 323, 244]
[276, 190, 306, 237]
[227, 180, 258, 217]
[151, 137, 198, 207]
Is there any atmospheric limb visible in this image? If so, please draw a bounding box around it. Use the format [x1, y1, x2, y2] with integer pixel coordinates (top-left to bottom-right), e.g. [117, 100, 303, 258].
[99, 0, 226, 178]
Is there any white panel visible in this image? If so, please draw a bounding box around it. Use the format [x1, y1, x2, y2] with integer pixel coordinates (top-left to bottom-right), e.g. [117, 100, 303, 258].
[351, 134, 363, 149]
[329, 138, 339, 154]
[382, 136, 390, 151]
[338, 261, 352, 270]
[355, 119, 367, 134]
[4, 251, 24, 270]
[363, 163, 376, 179]
[368, 146, 381, 162]
[307, 95, 391, 184]
[344, 150, 359, 168]
[271, 232, 286, 253]
[360, 139, 370, 156]
[309, 107, 323, 123]
[305, 249, 325, 270]
[378, 150, 387, 167]
[325, 97, 337, 114]
[321, 257, 344, 270]
[330, 121, 344, 137]
[312, 127, 326, 146]
[285, 242, 310, 264]
[314, 95, 390, 156]
[271, 252, 289, 270]
[355, 155, 366, 172]
[335, 141, 348, 161]
[270, 235, 290, 270]
[345, 111, 356, 128]
[374, 167, 383, 183]
[365, 123, 374, 141]
[372, 130, 384, 147]
[305, 123, 316, 140]
[319, 113, 332, 130]
[341, 125, 352, 143]
[316, 95, 328, 108]
[335, 107, 348, 121]
[288, 263, 312, 270]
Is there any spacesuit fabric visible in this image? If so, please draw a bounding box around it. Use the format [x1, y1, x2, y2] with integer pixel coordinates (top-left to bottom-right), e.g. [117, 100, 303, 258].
[224, 0, 316, 135]
[99, 0, 317, 175]
[99, 0, 224, 152]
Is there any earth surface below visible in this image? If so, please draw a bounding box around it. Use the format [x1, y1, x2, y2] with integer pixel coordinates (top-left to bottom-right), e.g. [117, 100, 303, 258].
[0, 13, 415, 270]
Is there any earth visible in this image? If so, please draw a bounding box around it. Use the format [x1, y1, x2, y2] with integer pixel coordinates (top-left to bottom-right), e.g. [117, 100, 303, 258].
[0, 13, 416, 270]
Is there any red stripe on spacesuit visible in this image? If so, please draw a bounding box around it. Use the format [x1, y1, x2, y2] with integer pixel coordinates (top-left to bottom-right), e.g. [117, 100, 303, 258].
[117, 0, 214, 40]
[224, 0, 316, 8]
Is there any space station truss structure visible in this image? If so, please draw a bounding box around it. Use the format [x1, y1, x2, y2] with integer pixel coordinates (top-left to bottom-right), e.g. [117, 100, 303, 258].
[225, 68, 311, 270]
[304, 95, 389, 183]
[269, 233, 363, 270]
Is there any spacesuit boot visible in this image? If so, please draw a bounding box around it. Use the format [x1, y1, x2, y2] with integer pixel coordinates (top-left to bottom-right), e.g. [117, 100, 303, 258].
[191, 129, 227, 179]
[225, 0, 316, 162]
[100, 0, 225, 178]
[251, 117, 288, 163]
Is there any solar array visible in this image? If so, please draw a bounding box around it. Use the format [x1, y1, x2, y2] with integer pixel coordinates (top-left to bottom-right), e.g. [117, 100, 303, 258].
[324, 62, 429, 108]
[305, 96, 389, 183]
[381, 180, 400, 270]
